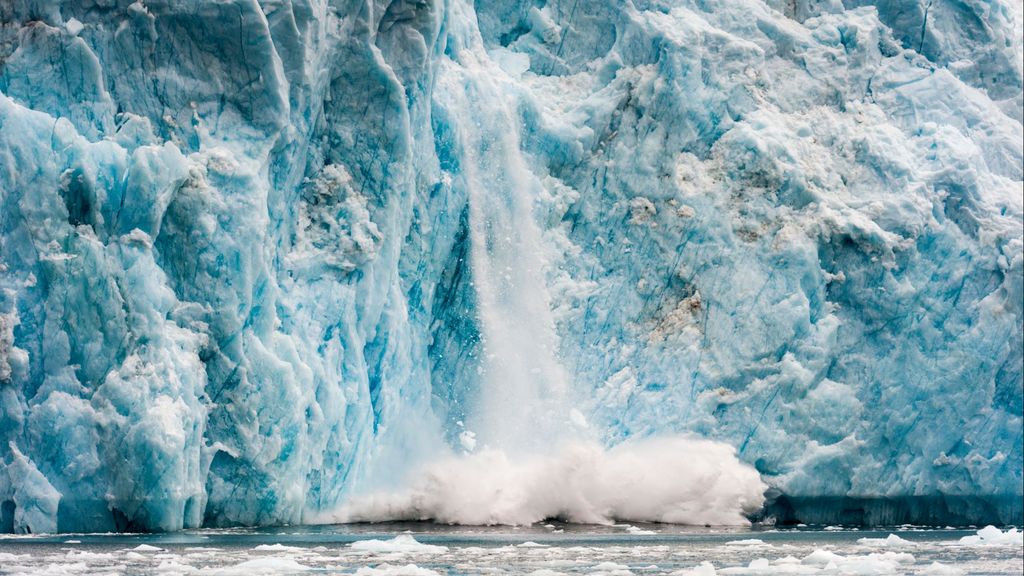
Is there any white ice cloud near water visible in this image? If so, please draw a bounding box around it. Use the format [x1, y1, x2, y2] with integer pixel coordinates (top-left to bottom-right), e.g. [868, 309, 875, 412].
[327, 435, 765, 526]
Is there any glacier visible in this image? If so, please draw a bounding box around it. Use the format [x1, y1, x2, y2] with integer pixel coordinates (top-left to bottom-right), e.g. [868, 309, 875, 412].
[0, 0, 1021, 533]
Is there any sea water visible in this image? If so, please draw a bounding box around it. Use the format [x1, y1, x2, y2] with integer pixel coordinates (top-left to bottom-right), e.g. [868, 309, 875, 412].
[0, 524, 1021, 575]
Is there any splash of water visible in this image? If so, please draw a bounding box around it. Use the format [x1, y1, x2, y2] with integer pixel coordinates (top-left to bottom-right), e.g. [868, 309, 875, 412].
[333, 436, 766, 526]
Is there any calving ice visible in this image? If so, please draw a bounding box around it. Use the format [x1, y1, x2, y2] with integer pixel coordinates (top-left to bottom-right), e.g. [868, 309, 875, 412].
[0, 0, 1020, 535]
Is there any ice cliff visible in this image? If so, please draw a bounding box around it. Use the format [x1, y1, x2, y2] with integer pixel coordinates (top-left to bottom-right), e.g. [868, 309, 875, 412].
[0, 0, 1021, 533]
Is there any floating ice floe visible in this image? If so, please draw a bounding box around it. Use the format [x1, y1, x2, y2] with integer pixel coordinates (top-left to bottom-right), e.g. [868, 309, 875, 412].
[725, 539, 769, 547]
[206, 557, 312, 575]
[349, 535, 448, 554]
[253, 543, 305, 552]
[352, 564, 441, 576]
[855, 534, 914, 547]
[957, 525, 1024, 546]
[690, 548, 918, 574]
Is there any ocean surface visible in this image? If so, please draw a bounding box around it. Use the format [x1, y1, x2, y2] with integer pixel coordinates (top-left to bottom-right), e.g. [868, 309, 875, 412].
[0, 523, 1021, 575]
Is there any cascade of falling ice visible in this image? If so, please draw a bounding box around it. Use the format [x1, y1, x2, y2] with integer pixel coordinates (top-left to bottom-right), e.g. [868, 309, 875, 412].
[443, 52, 575, 454]
[327, 7, 767, 526]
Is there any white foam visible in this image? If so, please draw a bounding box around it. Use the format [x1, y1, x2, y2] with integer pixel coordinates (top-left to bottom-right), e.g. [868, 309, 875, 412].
[131, 544, 162, 552]
[349, 535, 448, 554]
[329, 436, 765, 526]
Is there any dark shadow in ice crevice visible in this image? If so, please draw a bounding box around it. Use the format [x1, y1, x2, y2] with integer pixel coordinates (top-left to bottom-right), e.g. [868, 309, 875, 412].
[756, 493, 1024, 527]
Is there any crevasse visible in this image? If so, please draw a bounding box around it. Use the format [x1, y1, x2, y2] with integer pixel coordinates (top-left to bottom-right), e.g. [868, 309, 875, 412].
[0, 0, 1020, 533]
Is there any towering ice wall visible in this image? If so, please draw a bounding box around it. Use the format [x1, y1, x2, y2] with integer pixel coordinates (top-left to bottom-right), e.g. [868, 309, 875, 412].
[0, 0, 1020, 532]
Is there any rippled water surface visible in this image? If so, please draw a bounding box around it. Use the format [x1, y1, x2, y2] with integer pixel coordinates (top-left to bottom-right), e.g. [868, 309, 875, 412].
[1, 523, 1021, 575]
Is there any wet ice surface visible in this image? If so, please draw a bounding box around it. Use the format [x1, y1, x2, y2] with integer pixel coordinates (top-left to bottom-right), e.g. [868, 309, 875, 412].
[0, 524, 1021, 575]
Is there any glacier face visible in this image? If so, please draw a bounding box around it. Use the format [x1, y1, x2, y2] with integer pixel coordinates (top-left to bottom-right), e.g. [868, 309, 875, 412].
[0, 0, 1021, 533]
